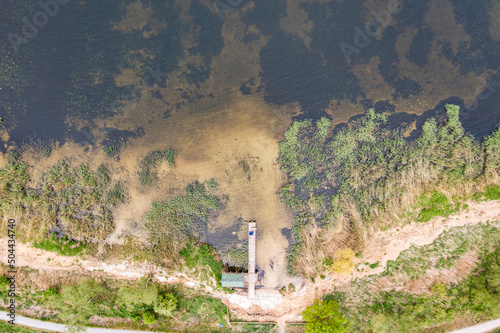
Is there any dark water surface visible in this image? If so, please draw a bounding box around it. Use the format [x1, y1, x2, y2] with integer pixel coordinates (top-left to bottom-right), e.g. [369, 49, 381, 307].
[1, 0, 499, 141]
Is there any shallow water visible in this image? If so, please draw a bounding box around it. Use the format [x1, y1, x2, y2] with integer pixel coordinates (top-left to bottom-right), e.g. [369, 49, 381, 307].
[1, 0, 499, 286]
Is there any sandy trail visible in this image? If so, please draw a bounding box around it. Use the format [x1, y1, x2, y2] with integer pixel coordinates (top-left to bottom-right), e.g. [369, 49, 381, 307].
[2, 199, 499, 327]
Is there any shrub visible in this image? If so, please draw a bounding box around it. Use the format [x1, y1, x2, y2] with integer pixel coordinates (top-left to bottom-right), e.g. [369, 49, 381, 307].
[154, 293, 178, 317]
[43, 287, 58, 298]
[303, 299, 346, 333]
[430, 282, 447, 298]
[0, 276, 10, 290]
[327, 249, 355, 275]
[33, 234, 87, 256]
[417, 191, 460, 222]
[142, 310, 157, 325]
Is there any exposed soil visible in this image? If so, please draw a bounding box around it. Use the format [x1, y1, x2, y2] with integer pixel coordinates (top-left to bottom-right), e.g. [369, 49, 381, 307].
[2, 199, 499, 331]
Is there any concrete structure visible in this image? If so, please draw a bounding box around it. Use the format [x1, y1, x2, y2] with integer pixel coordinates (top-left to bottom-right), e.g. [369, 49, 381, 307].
[221, 273, 245, 288]
[220, 220, 257, 299]
[248, 220, 257, 299]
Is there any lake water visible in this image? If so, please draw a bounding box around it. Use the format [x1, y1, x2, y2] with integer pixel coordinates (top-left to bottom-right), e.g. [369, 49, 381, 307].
[1, 0, 499, 286]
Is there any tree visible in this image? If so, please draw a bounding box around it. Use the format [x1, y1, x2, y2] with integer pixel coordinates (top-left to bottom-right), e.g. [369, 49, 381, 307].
[469, 245, 500, 317]
[154, 292, 178, 317]
[303, 299, 346, 333]
[49, 279, 108, 326]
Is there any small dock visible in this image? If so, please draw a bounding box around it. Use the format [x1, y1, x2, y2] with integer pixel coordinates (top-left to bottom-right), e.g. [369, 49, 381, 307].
[221, 220, 257, 299]
[248, 220, 257, 299]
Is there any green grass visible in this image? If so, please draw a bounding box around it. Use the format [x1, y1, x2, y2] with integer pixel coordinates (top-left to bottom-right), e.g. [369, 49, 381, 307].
[179, 243, 224, 288]
[384, 223, 500, 278]
[33, 233, 87, 256]
[178, 294, 227, 325]
[231, 323, 277, 332]
[472, 185, 500, 201]
[0, 321, 52, 333]
[417, 191, 462, 222]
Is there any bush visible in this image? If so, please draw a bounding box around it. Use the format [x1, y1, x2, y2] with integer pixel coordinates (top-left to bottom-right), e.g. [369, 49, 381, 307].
[468, 245, 500, 318]
[43, 287, 58, 298]
[430, 282, 447, 298]
[0, 275, 10, 290]
[142, 310, 157, 325]
[417, 191, 460, 222]
[303, 299, 346, 333]
[33, 234, 87, 256]
[473, 185, 500, 201]
[49, 279, 109, 326]
[325, 249, 355, 275]
[154, 293, 178, 317]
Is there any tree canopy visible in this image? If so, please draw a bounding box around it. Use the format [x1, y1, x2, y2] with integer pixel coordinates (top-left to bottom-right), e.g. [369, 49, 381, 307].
[303, 299, 346, 333]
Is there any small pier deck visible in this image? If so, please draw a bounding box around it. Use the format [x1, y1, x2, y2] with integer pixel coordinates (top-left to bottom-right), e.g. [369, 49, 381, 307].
[248, 220, 257, 299]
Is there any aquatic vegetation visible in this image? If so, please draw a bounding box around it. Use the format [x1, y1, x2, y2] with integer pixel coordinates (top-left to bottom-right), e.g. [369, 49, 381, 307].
[138, 148, 178, 187]
[279, 105, 500, 276]
[0, 159, 127, 242]
[143, 181, 222, 264]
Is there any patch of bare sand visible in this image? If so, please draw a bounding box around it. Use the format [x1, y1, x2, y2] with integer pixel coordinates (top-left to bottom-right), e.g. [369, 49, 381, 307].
[99, 9, 299, 288]
[225, 199, 500, 322]
[2, 200, 499, 325]
[356, 200, 500, 277]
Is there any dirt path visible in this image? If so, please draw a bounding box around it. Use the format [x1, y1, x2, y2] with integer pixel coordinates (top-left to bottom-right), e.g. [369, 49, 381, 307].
[1, 199, 499, 326]
[222, 199, 500, 323]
